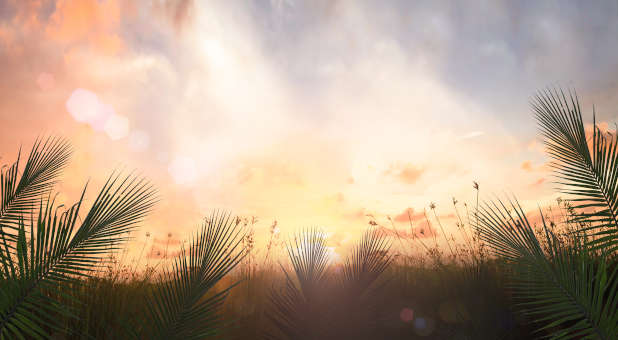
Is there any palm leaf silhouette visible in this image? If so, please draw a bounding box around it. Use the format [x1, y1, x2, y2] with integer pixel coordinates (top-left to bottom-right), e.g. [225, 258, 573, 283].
[139, 212, 246, 340]
[533, 89, 618, 252]
[0, 136, 71, 243]
[335, 228, 391, 339]
[476, 197, 618, 339]
[340, 228, 391, 297]
[266, 228, 331, 340]
[0, 169, 157, 339]
[266, 228, 391, 340]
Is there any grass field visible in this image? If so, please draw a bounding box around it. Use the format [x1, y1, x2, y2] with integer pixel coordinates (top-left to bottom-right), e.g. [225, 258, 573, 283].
[45, 197, 572, 339]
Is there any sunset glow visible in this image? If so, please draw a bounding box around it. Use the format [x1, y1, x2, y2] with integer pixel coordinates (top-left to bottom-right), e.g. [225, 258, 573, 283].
[2, 0, 617, 258]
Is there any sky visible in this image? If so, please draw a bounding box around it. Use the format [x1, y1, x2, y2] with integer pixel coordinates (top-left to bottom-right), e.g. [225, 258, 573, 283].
[1, 0, 618, 260]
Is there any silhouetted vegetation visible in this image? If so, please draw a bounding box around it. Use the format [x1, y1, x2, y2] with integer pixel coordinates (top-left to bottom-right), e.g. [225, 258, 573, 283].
[1, 89, 618, 339]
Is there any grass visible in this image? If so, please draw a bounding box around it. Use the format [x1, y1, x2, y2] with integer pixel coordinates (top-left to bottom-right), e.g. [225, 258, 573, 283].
[45, 193, 547, 339]
[12, 189, 611, 339]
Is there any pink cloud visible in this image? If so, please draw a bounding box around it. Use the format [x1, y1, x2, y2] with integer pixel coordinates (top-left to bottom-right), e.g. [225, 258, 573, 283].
[531, 178, 545, 187]
[384, 163, 424, 184]
[393, 207, 426, 223]
[376, 223, 437, 240]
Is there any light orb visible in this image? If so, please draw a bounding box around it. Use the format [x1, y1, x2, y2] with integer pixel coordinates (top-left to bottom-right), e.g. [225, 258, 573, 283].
[168, 156, 198, 185]
[399, 308, 414, 322]
[104, 114, 130, 140]
[37, 72, 55, 91]
[129, 130, 150, 152]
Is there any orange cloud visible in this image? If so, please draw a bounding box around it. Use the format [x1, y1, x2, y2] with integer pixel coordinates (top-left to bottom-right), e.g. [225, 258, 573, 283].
[93, 32, 124, 55]
[152, 236, 182, 246]
[531, 178, 545, 187]
[441, 213, 456, 220]
[384, 163, 424, 184]
[342, 208, 367, 221]
[393, 207, 425, 223]
[45, 0, 124, 55]
[375, 223, 437, 240]
[527, 140, 545, 154]
[521, 161, 532, 171]
[237, 160, 304, 187]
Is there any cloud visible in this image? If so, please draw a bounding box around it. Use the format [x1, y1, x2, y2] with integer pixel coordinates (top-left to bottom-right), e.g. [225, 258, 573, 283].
[527, 140, 545, 154]
[45, 0, 125, 55]
[237, 160, 305, 187]
[384, 163, 424, 185]
[521, 161, 532, 171]
[393, 207, 426, 224]
[531, 178, 546, 187]
[459, 131, 484, 140]
[66, 88, 130, 140]
[375, 223, 437, 240]
[152, 236, 182, 246]
[152, 0, 194, 32]
[343, 208, 367, 221]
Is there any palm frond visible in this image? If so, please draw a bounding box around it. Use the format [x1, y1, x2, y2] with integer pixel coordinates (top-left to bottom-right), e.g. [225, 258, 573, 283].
[141, 212, 245, 340]
[476, 197, 618, 339]
[0, 172, 157, 339]
[340, 228, 392, 296]
[286, 228, 330, 299]
[266, 228, 393, 340]
[533, 89, 618, 252]
[334, 228, 392, 339]
[0, 136, 71, 241]
[265, 228, 331, 340]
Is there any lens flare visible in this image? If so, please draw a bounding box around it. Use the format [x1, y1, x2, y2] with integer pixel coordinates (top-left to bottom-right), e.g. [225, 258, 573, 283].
[66, 88, 128, 139]
[438, 299, 470, 324]
[37, 72, 55, 91]
[168, 156, 198, 185]
[103, 114, 130, 140]
[129, 130, 150, 152]
[399, 308, 414, 322]
[66, 88, 101, 123]
[413, 316, 436, 336]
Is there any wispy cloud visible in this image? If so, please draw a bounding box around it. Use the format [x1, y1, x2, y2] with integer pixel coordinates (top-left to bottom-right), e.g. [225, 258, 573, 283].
[459, 131, 484, 140]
